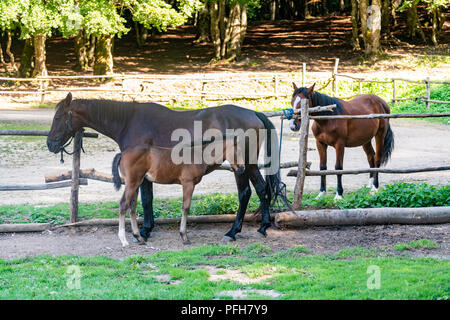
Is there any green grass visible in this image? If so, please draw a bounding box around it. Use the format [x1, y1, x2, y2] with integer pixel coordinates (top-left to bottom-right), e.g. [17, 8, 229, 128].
[0, 183, 448, 225]
[0, 244, 448, 299]
[394, 239, 439, 251]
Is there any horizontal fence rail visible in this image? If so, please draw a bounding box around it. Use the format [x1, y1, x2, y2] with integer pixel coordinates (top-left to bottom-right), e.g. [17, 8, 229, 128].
[309, 112, 450, 120]
[0, 130, 98, 138]
[287, 165, 450, 177]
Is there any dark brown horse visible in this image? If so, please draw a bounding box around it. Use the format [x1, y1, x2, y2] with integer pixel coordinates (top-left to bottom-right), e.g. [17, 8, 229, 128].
[290, 84, 394, 200]
[47, 93, 287, 247]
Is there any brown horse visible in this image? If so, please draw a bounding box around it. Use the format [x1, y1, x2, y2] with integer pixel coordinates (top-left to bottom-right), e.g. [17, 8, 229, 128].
[47, 93, 287, 247]
[290, 84, 394, 200]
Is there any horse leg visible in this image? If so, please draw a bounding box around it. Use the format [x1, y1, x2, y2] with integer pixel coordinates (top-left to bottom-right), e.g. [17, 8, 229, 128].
[180, 181, 195, 245]
[248, 165, 271, 237]
[316, 140, 328, 199]
[334, 142, 345, 201]
[139, 178, 154, 241]
[222, 170, 251, 242]
[362, 142, 376, 190]
[129, 189, 145, 244]
[118, 181, 141, 248]
[373, 133, 385, 192]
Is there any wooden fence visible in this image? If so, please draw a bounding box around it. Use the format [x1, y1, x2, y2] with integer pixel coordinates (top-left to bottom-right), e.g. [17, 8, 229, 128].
[0, 127, 305, 223]
[0, 60, 448, 105]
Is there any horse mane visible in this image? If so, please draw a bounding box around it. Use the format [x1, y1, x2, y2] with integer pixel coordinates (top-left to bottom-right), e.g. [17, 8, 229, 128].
[74, 99, 148, 124]
[293, 88, 343, 115]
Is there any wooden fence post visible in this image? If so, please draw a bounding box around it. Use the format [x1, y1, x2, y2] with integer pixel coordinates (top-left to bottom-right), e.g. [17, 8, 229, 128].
[302, 63, 306, 87]
[292, 99, 310, 210]
[332, 58, 339, 97]
[70, 130, 82, 223]
[39, 79, 46, 104]
[358, 80, 362, 95]
[392, 79, 396, 104]
[274, 74, 279, 98]
[425, 77, 430, 109]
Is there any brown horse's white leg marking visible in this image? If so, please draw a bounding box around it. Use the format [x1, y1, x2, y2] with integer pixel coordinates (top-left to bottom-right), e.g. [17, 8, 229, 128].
[129, 190, 145, 244]
[180, 181, 195, 244]
[118, 193, 129, 248]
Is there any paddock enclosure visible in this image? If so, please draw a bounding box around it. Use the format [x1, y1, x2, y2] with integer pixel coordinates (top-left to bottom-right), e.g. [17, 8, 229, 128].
[0, 67, 449, 237]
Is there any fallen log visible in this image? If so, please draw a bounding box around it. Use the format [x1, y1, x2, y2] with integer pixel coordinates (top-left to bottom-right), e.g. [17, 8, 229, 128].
[275, 207, 450, 227]
[54, 213, 276, 228]
[0, 179, 88, 191]
[45, 169, 123, 184]
[0, 223, 51, 233]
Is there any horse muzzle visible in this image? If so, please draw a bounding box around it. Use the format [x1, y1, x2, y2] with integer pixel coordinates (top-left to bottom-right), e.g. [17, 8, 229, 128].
[47, 137, 62, 154]
[289, 119, 300, 132]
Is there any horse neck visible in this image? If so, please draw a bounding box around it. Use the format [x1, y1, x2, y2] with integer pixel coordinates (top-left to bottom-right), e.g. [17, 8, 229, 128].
[77, 100, 131, 143]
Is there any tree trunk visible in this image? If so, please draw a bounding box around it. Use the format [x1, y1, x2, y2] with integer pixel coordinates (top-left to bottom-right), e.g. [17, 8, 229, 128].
[365, 0, 381, 56]
[304, 0, 309, 18]
[406, 0, 426, 42]
[74, 30, 89, 72]
[210, 1, 221, 60]
[0, 41, 8, 75]
[340, 0, 345, 12]
[134, 22, 149, 47]
[5, 31, 18, 74]
[19, 38, 34, 78]
[32, 34, 47, 77]
[196, 3, 210, 43]
[351, 0, 360, 50]
[270, 0, 277, 20]
[87, 35, 96, 67]
[94, 34, 114, 75]
[209, 1, 247, 62]
[381, 0, 391, 38]
[431, 8, 438, 46]
[391, 0, 401, 26]
[358, 0, 368, 50]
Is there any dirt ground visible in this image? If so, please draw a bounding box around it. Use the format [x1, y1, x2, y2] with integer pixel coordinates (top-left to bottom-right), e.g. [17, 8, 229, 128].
[0, 222, 449, 260]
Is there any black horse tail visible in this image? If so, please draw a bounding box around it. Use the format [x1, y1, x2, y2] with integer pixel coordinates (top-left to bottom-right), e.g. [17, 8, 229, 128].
[380, 124, 394, 166]
[254, 112, 290, 209]
[112, 153, 122, 191]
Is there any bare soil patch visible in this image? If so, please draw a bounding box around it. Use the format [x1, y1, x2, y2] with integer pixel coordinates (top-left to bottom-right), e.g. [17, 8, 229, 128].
[0, 222, 448, 260]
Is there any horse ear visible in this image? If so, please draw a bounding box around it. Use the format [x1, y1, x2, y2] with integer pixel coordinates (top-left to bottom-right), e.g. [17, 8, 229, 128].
[308, 83, 316, 93]
[292, 82, 298, 90]
[64, 92, 72, 109]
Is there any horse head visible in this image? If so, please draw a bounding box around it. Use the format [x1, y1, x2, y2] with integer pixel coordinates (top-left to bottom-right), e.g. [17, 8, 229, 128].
[289, 83, 315, 131]
[47, 92, 81, 153]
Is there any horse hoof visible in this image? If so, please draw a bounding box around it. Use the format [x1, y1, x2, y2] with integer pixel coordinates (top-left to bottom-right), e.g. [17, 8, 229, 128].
[221, 235, 235, 243]
[183, 239, 191, 245]
[334, 194, 343, 202]
[122, 243, 130, 249]
[257, 228, 267, 238]
[315, 191, 325, 199]
[370, 187, 379, 195]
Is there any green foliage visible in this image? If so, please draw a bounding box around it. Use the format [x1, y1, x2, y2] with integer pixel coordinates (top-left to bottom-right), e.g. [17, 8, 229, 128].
[394, 239, 438, 251]
[0, 0, 21, 31]
[391, 84, 450, 124]
[78, 0, 128, 37]
[0, 183, 448, 225]
[338, 183, 450, 209]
